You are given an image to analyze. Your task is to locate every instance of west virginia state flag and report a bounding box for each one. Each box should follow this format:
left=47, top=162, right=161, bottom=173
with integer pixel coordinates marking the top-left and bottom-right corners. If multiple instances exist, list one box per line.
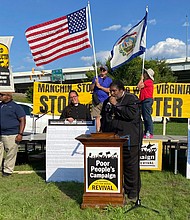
left=110, top=9, right=148, bottom=70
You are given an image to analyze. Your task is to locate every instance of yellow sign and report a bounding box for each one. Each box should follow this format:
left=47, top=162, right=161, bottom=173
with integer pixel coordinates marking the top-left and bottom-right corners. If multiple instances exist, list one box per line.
left=33, top=82, right=92, bottom=115
left=0, top=36, right=14, bottom=92
left=88, top=179, right=118, bottom=191
left=33, top=82, right=190, bottom=118
left=0, top=44, right=9, bottom=68
left=140, top=140, right=163, bottom=171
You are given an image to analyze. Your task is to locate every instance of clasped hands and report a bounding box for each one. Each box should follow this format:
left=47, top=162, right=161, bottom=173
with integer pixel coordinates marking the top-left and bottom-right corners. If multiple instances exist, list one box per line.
left=109, top=96, right=117, bottom=106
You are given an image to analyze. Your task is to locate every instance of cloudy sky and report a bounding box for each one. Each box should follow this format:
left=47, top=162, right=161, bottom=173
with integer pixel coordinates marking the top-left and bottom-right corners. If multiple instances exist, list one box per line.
left=1, top=0, right=190, bottom=72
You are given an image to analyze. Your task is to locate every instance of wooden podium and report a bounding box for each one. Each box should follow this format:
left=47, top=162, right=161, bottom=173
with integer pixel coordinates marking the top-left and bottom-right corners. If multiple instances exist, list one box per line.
left=76, top=132, right=128, bottom=208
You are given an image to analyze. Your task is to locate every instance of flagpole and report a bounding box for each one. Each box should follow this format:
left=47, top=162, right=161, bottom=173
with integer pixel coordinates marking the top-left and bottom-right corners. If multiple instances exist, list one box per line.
left=141, top=52, right=145, bottom=75
left=186, top=15, right=189, bottom=62
left=141, top=6, right=148, bottom=76
left=88, top=1, right=98, bottom=78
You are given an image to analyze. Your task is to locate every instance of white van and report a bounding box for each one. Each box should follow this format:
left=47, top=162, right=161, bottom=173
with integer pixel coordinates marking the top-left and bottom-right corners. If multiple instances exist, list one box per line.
left=17, top=102, right=59, bottom=134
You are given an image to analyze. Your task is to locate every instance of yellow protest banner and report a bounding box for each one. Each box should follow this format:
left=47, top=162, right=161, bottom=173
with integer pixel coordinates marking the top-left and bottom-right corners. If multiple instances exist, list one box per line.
left=152, top=83, right=190, bottom=118
left=33, top=82, right=92, bottom=115
left=33, top=82, right=190, bottom=118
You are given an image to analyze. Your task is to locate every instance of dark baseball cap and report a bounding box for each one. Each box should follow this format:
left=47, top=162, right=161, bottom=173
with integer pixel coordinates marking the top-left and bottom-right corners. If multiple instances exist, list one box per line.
left=100, top=65, right=108, bottom=71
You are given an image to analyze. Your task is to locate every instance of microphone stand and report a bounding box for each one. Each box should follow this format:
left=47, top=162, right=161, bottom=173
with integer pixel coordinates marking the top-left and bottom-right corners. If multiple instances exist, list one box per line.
left=125, top=102, right=159, bottom=214
left=34, top=110, right=52, bottom=134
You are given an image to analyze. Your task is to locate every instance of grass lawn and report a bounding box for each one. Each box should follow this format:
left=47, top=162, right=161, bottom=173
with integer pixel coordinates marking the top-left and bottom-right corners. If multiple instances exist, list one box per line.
left=0, top=170, right=190, bottom=220
left=153, top=121, right=188, bottom=136
left=0, top=122, right=189, bottom=219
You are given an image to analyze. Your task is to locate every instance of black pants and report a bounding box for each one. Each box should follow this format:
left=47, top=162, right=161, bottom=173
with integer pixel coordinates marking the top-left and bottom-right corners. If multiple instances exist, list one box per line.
left=123, top=145, right=141, bottom=198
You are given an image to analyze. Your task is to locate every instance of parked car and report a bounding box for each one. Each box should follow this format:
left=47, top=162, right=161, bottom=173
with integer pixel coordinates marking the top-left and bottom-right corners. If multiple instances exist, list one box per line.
left=17, top=102, right=59, bottom=134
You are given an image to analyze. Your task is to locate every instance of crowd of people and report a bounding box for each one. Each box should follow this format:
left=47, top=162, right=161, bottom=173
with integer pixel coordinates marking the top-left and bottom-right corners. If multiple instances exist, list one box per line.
left=0, top=65, right=154, bottom=202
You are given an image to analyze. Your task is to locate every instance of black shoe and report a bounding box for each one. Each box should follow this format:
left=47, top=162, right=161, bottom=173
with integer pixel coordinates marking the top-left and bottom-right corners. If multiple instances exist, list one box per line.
left=128, top=192, right=137, bottom=200
left=2, top=172, right=12, bottom=177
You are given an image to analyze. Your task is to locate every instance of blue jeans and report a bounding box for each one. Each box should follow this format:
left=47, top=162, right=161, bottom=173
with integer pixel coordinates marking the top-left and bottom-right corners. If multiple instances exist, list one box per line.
left=141, top=98, right=153, bottom=134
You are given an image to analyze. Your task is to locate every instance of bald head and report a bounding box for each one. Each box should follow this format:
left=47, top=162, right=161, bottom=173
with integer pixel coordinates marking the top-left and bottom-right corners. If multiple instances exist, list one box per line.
left=0, top=92, right=13, bottom=102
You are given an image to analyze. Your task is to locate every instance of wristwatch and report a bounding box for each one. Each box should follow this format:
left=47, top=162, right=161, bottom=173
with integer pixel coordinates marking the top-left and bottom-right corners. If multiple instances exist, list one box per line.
left=18, top=133, right=23, bottom=136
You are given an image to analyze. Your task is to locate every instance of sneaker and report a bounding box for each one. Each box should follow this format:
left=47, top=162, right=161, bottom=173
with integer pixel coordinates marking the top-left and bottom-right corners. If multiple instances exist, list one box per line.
left=146, top=132, right=150, bottom=138
left=2, top=172, right=11, bottom=177
left=128, top=192, right=138, bottom=202
left=149, top=134, right=154, bottom=138
left=143, top=134, right=147, bottom=138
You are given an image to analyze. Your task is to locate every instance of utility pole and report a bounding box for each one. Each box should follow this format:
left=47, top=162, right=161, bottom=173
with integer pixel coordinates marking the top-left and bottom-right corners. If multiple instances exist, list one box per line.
left=186, top=15, right=189, bottom=62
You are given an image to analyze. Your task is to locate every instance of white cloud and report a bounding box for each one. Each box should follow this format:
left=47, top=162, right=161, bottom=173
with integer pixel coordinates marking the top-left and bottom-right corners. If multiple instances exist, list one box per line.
left=36, top=65, right=44, bottom=70
left=81, top=38, right=189, bottom=65
left=102, top=17, right=156, bottom=33
left=148, top=19, right=156, bottom=25
left=24, top=54, right=33, bottom=63
left=102, top=25, right=121, bottom=31
left=146, top=38, right=189, bottom=59
left=182, top=21, right=189, bottom=27
left=81, top=50, right=111, bottom=65
left=13, top=54, right=44, bottom=72
left=122, top=24, right=132, bottom=33
left=13, top=65, right=26, bottom=71
left=80, top=56, right=92, bottom=61
left=96, top=50, right=111, bottom=61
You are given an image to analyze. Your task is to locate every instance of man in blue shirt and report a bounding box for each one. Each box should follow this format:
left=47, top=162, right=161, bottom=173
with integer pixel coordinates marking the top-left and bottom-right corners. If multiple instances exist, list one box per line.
left=0, top=92, right=26, bottom=177
left=90, top=66, right=112, bottom=132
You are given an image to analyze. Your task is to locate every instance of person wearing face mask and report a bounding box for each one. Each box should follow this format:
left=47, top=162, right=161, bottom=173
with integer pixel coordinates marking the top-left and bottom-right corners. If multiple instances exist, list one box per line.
left=100, top=80, right=143, bottom=201
left=60, top=90, right=91, bottom=122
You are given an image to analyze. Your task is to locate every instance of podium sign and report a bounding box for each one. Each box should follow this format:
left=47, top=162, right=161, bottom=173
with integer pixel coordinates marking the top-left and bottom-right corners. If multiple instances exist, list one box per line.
left=46, top=120, right=96, bottom=182
left=86, top=147, right=120, bottom=193
left=140, top=140, right=163, bottom=171
left=76, top=133, right=128, bottom=208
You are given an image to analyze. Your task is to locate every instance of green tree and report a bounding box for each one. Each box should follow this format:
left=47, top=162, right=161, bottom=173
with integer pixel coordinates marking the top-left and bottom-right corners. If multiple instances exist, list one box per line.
left=85, top=61, right=114, bottom=82
left=86, top=57, right=177, bottom=85
left=26, top=86, right=33, bottom=103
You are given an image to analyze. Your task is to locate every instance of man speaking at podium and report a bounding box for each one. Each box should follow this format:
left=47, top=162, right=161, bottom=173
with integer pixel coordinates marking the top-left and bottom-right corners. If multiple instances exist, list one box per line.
left=101, top=80, right=143, bottom=200
left=60, top=90, right=91, bottom=122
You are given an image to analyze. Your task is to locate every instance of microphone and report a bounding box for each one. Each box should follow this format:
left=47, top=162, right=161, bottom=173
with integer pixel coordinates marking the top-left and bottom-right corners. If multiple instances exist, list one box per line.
left=40, top=109, right=51, bottom=114
left=33, top=110, right=52, bottom=134
left=105, top=102, right=112, bottom=112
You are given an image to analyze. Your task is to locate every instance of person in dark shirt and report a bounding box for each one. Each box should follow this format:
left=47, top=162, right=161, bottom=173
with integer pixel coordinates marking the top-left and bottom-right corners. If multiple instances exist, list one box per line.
left=0, top=92, right=26, bottom=176
left=101, top=80, right=143, bottom=201
left=60, top=90, right=91, bottom=122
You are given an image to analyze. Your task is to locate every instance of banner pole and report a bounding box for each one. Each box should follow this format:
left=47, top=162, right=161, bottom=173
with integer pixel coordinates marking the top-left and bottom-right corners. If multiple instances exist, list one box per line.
left=141, top=6, right=148, bottom=76
left=141, top=52, right=146, bottom=75
left=88, top=1, right=98, bottom=78
left=186, top=15, right=189, bottom=61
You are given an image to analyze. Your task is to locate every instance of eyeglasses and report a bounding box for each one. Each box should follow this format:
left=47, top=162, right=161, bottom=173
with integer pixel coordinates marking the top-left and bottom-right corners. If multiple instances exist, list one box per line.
left=69, top=96, right=78, bottom=99
left=110, top=89, right=118, bottom=93
left=0, top=93, right=7, bottom=96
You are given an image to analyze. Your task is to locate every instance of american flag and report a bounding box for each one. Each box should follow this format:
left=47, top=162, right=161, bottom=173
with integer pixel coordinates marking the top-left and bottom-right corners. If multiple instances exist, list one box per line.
left=25, top=7, right=91, bottom=66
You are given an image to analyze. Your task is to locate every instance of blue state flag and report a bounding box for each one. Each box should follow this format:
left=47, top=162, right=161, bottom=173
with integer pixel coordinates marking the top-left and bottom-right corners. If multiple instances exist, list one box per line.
left=110, top=9, right=148, bottom=70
